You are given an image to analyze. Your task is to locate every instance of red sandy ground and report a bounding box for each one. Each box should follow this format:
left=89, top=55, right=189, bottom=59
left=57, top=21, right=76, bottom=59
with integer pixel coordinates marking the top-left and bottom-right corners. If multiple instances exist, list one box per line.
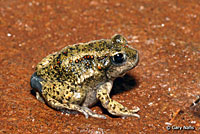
left=0, top=0, right=200, bottom=133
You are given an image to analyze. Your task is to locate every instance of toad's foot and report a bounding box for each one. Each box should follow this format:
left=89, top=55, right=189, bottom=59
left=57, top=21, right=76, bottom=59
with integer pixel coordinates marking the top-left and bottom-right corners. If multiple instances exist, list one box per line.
left=97, top=82, right=140, bottom=118
left=81, top=106, right=106, bottom=119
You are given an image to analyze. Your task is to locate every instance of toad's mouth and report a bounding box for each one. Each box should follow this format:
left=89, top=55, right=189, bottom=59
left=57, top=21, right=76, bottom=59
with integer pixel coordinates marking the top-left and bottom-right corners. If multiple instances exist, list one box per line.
left=118, top=54, right=139, bottom=76
left=118, top=64, right=137, bottom=76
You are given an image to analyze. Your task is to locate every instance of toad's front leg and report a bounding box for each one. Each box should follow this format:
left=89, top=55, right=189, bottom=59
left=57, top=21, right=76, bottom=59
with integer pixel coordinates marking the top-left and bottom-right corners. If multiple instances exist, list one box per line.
left=97, top=82, right=140, bottom=118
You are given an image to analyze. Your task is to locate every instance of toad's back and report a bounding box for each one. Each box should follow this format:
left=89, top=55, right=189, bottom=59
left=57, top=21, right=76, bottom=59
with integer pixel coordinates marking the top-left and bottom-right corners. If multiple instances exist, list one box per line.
left=36, top=39, right=113, bottom=87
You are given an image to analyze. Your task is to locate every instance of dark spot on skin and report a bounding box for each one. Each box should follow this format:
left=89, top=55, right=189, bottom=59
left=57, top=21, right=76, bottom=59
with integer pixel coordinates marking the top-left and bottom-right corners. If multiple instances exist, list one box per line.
left=75, top=44, right=80, bottom=49
left=82, top=48, right=86, bottom=51
left=56, top=54, right=61, bottom=60
left=102, top=92, right=106, bottom=95
left=52, top=96, right=56, bottom=99
left=88, top=43, right=94, bottom=47
left=56, top=91, right=60, bottom=95
left=120, top=108, right=126, bottom=112
left=95, top=47, right=99, bottom=51
left=66, top=97, right=71, bottom=101
left=109, top=104, right=113, bottom=108
left=65, top=102, right=69, bottom=106
left=113, top=105, right=116, bottom=109
left=70, top=88, right=75, bottom=92
left=70, top=47, right=75, bottom=51
left=61, top=82, right=64, bottom=86
left=58, top=99, right=62, bottom=103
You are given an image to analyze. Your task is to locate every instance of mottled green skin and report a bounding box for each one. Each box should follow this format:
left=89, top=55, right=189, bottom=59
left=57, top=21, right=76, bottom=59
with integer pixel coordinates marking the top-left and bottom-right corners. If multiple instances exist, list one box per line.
left=32, top=34, right=140, bottom=119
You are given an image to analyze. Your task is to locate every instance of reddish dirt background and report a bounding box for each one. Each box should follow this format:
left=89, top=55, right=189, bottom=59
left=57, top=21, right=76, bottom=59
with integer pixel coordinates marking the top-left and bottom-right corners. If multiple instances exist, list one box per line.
left=0, top=0, right=200, bottom=133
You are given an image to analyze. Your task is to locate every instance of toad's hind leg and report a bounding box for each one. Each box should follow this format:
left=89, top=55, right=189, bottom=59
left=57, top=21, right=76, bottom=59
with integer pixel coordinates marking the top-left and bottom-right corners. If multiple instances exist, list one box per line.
left=30, top=72, right=45, bottom=103
left=37, top=79, right=106, bottom=119
left=97, top=82, right=140, bottom=118
left=31, top=72, right=106, bottom=119
left=45, top=95, right=106, bottom=119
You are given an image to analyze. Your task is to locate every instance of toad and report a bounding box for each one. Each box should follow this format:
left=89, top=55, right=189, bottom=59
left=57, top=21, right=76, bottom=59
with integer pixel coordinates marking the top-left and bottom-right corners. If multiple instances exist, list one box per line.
left=30, top=34, right=140, bottom=119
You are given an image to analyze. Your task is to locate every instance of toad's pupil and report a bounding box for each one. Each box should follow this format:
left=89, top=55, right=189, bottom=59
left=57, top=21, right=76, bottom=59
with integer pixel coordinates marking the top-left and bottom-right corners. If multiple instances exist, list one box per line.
left=114, top=53, right=124, bottom=63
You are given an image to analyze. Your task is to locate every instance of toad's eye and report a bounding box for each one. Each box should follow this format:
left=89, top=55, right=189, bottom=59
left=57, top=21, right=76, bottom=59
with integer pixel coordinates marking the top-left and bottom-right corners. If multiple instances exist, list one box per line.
left=112, top=53, right=126, bottom=64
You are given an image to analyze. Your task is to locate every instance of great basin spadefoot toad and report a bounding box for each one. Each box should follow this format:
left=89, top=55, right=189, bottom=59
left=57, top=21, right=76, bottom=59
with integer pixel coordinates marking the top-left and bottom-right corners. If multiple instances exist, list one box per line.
left=30, top=34, right=140, bottom=119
